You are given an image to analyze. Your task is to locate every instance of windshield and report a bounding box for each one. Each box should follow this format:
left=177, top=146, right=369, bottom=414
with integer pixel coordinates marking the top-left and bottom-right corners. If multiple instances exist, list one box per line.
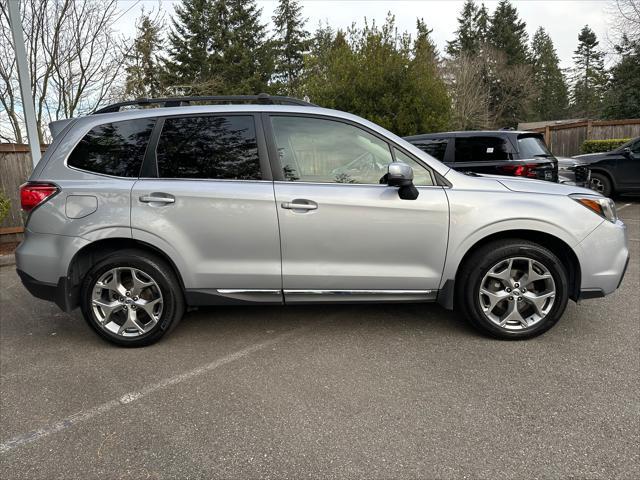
left=517, top=135, right=553, bottom=158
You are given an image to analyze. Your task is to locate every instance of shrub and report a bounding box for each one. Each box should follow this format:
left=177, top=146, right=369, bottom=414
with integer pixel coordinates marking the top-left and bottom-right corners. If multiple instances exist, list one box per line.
left=581, top=138, right=631, bottom=154
left=0, top=191, right=10, bottom=224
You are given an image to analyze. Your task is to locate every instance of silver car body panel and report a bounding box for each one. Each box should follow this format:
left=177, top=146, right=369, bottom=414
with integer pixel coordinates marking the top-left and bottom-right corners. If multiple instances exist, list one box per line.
left=16, top=104, right=628, bottom=310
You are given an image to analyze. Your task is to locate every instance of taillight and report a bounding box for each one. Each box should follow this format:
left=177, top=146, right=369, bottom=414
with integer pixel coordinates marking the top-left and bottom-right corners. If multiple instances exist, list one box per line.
left=20, top=182, right=58, bottom=212
left=499, top=163, right=539, bottom=178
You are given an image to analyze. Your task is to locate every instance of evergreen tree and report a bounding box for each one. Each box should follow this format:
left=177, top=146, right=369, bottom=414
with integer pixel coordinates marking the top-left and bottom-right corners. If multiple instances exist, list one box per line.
left=163, top=0, right=220, bottom=93
left=303, top=15, right=451, bottom=136
left=164, top=0, right=273, bottom=95
left=446, top=0, right=487, bottom=57
left=488, top=0, right=529, bottom=65
left=272, top=0, right=310, bottom=95
left=571, top=25, right=607, bottom=117
left=530, top=27, right=569, bottom=120
left=125, top=12, right=165, bottom=98
left=602, top=35, right=640, bottom=119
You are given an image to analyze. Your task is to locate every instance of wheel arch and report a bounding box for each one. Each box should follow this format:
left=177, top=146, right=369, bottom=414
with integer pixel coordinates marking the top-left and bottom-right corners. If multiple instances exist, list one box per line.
left=438, top=229, right=581, bottom=309
left=589, top=168, right=617, bottom=191
left=65, top=238, right=186, bottom=311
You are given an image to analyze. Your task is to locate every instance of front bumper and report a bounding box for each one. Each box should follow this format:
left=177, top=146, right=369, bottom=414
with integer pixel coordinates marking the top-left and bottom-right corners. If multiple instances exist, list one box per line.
left=575, top=219, right=629, bottom=297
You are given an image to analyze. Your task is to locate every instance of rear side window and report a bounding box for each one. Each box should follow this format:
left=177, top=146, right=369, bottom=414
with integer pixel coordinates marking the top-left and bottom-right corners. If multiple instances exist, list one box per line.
left=413, top=139, right=448, bottom=161
left=156, top=115, right=261, bottom=180
left=454, top=136, right=510, bottom=162
left=517, top=135, right=552, bottom=158
left=68, top=119, right=155, bottom=177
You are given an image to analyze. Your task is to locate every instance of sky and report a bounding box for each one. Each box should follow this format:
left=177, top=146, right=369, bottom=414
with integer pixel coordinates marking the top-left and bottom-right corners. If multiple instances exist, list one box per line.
left=114, top=0, right=614, bottom=69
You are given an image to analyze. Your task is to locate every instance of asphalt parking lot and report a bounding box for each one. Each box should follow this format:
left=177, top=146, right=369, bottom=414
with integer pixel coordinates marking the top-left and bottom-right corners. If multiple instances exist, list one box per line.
left=0, top=200, right=638, bottom=479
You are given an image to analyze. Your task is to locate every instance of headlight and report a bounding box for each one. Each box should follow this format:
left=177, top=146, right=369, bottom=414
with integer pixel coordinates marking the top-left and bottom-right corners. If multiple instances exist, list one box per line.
left=570, top=194, right=617, bottom=222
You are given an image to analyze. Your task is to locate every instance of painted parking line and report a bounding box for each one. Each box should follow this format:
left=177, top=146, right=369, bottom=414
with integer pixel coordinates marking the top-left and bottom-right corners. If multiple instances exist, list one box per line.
left=0, top=328, right=300, bottom=454
left=616, top=203, right=633, bottom=212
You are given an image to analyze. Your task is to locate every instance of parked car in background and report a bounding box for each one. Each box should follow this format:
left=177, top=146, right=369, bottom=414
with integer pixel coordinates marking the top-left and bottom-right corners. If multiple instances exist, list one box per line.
left=573, top=137, right=640, bottom=197
left=404, top=131, right=558, bottom=182
left=556, top=157, right=591, bottom=188
left=16, top=95, right=628, bottom=347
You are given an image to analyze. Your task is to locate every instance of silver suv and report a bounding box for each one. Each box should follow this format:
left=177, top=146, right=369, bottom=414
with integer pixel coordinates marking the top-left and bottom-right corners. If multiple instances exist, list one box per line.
left=16, top=95, right=629, bottom=347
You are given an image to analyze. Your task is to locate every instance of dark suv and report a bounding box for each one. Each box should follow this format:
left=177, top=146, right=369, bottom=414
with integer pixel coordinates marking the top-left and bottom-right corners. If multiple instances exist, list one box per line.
left=404, top=131, right=563, bottom=183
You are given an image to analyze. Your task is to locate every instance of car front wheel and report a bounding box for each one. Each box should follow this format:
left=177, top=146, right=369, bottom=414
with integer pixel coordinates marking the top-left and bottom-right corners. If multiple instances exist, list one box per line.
left=590, top=172, right=613, bottom=198
left=456, top=240, right=569, bottom=340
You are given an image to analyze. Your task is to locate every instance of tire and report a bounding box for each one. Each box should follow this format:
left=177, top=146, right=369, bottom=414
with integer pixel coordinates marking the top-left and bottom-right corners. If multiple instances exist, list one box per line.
left=590, top=172, right=613, bottom=198
left=80, top=249, right=185, bottom=347
left=455, top=239, right=569, bottom=340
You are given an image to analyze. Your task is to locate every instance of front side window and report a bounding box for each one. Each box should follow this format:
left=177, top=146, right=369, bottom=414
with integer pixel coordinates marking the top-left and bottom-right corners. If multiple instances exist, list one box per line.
left=393, top=149, right=434, bottom=186
left=68, top=118, right=155, bottom=177
left=413, top=139, right=448, bottom=161
left=270, top=116, right=393, bottom=184
left=157, top=115, right=261, bottom=180
left=454, top=136, right=510, bottom=162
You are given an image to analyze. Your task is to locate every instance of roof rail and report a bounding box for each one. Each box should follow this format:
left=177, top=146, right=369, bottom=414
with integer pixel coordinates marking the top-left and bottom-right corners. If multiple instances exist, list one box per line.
left=92, top=93, right=315, bottom=114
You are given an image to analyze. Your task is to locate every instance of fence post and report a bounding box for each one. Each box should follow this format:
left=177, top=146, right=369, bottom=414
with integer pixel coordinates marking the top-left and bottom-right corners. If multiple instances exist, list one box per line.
left=586, top=119, right=593, bottom=140
left=544, top=125, right=551, bottom=151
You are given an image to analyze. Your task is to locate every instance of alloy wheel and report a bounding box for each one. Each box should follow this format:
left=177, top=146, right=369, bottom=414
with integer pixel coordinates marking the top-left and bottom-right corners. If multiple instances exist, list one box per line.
left=91, top=267, right=163, bottom=337
left=478, top=257, right=556, bottom=331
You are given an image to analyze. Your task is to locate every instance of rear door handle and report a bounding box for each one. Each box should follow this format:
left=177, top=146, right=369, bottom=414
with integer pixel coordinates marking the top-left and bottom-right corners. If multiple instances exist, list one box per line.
left=139, top=194, right=175, bottom=204
left=281, top=200, right=318, bottom=211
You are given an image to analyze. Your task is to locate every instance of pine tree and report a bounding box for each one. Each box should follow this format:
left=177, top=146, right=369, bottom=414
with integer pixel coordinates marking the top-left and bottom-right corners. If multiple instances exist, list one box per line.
left=488, top=0, right=529, bottom=65
left=125, top=12, right=165, bottom=98
left=272, top=0, right=310, bottom=95
left=571, top=25, right=607, bottom=117
left=163, top=0, right=219, bottom=93
left=446, top=0, right=487, bottom=57
left=530, top=27, right=569, bottom=120
left=602, top=35, right=640, bottom=119
left=224, top=0, right=273, bottom=94
left=164, top=0, right=272, bottom=95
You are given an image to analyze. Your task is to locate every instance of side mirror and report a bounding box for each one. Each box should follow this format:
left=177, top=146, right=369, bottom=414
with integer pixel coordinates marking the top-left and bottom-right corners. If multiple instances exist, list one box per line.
left=623, top=147, right=632, bottom=157
left=386, top=162, right=419, bottom=200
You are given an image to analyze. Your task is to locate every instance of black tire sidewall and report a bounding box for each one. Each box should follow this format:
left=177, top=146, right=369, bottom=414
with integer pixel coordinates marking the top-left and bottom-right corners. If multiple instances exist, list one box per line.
left=80, top=251, right=183, bottom=347
left=591, top=173, right=612, bottom=198
left=462, top=242, right=569, bottom=340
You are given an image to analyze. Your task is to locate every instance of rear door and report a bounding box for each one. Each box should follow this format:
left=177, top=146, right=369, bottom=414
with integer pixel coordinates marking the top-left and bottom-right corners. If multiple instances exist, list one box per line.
left=452, top=135, right=514, bottom=175
left=131, top=113, right=282, bottom=302
left=266, top=114, right=449, bottom=303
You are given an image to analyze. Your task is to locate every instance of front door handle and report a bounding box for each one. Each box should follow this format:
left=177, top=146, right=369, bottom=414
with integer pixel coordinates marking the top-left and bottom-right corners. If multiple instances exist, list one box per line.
left=139, top=194, right=175, bottom=204
left=281, top=200, right=318, bottom=211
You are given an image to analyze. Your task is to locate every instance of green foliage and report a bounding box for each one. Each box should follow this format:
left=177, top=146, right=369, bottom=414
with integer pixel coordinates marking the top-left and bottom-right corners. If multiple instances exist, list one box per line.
left=164, top=0, right=273, bottom=95
left=530, top=27, right=569, bottom=120
left=124, top=12, right=165, bottom=98
left=0, top=191, right=10, bottom=224
left=488, top=0, right=529, bottom=65
left=272, top=0, right=310, bottom=96
left=581, top=138, right=631, bottom=154
left=571, top=25, right=607, bottom=117
left=446, top=0, right=488, bottom=57
left=602, top=36, right=640, bottom=119
left=303, top=15, right=451, bottom=136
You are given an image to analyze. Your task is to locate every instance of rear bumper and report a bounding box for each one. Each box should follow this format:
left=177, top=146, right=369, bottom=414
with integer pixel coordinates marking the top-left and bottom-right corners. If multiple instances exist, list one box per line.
left=16, top=269, right=74, bottom=312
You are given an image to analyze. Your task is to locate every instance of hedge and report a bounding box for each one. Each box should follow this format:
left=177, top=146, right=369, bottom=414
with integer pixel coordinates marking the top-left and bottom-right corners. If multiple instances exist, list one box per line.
left=0, top=191, right=10, bottom=223
left=581, top=138, right=630, bottom=154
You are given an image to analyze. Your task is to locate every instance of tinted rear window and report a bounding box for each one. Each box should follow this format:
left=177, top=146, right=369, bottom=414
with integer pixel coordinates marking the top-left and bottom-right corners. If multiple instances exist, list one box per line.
left=157, top=115, right=261, bottom=180
left=517, top=135, right=552, bottom=158
left=412, top=139, right=448, bottom=161
left=68, top=119, right=155, bottom=177
left=454, top=136, right=510, bottom=162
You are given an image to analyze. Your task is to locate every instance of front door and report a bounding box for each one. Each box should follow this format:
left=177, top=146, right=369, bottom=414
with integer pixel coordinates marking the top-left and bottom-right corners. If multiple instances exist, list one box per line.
left=266, top=114, right=449, bottom=303
left=131, top=113, right=282, bottom=302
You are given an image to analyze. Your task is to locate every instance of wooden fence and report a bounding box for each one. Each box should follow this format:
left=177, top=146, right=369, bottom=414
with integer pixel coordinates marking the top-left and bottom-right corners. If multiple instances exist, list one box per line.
left=527, top=119, right=640, bottom=157
left=0, top=143, right=46, bottom=242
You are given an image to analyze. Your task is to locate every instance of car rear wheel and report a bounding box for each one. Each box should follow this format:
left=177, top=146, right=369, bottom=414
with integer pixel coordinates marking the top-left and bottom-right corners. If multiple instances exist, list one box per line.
left=590, top=172, right=613, bottom=198
left=456, top=240, right=569, bottom=340
left=80, top=250, right=184, bottom=347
